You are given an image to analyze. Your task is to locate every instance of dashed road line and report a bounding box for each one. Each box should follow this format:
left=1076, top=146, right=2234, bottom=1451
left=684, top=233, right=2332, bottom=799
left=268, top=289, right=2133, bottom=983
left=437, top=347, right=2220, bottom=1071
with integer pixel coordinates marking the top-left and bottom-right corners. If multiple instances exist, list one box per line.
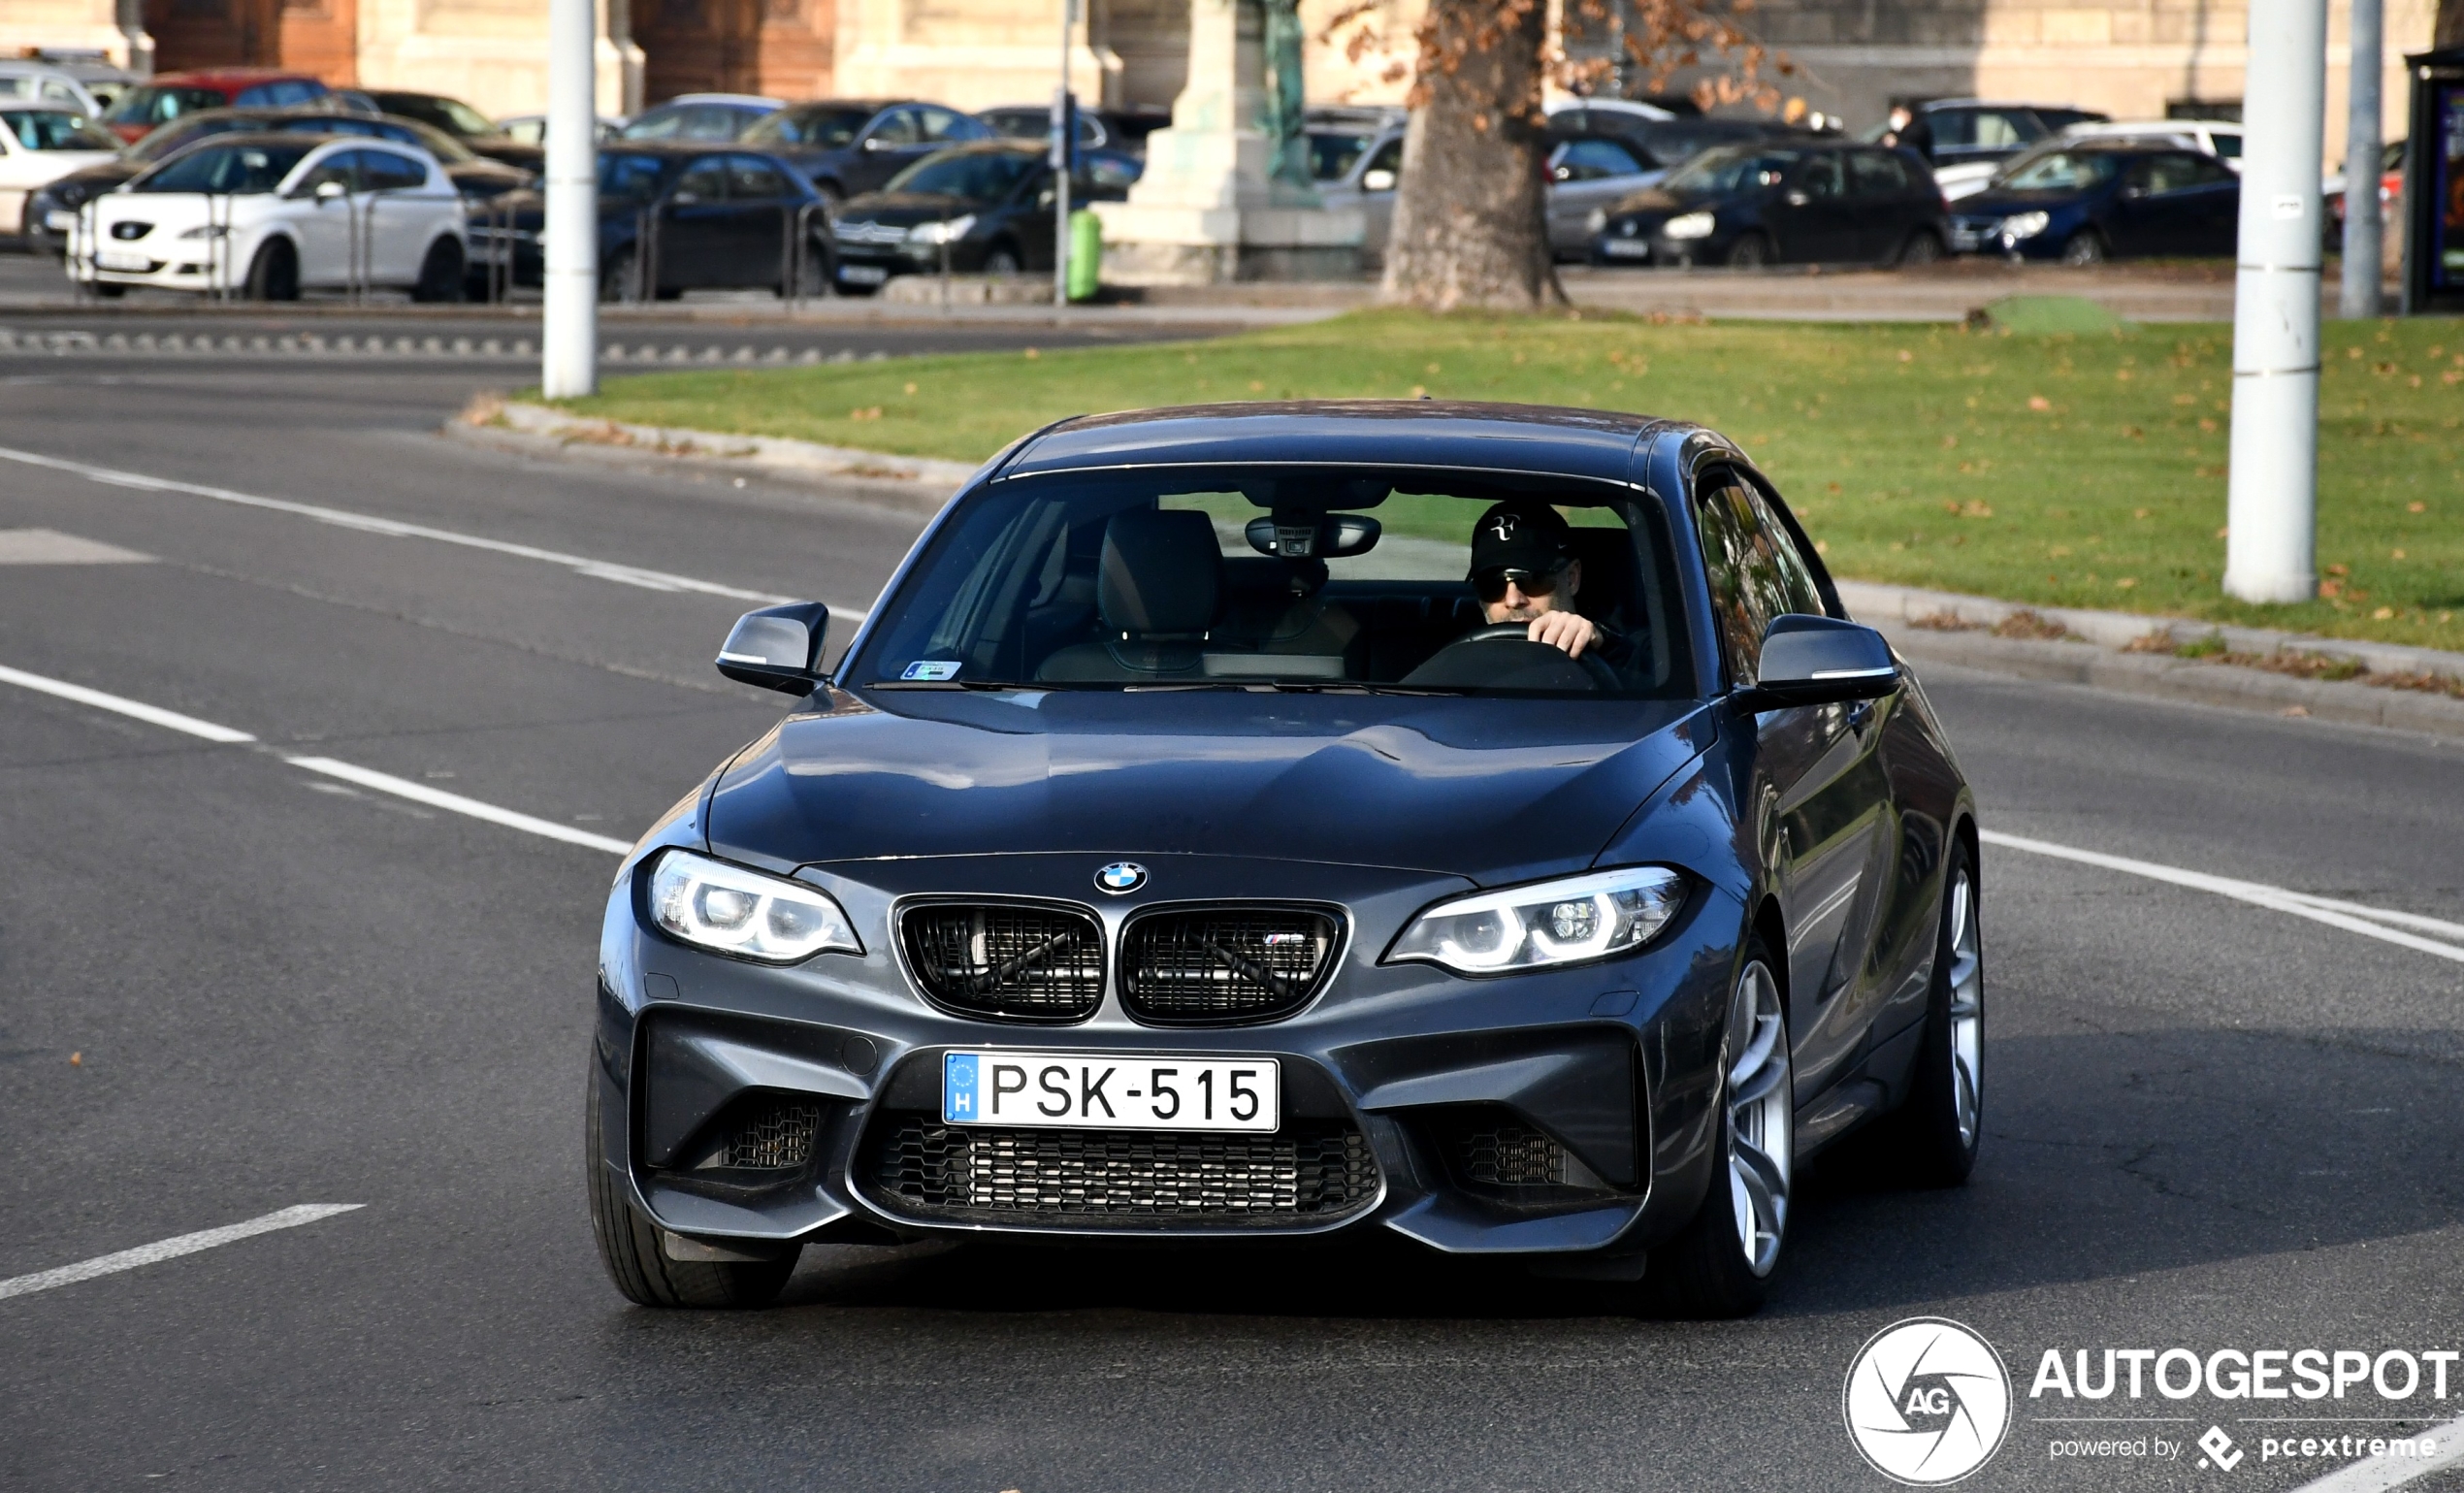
left=0, top=327, right=895, bottom=366
left=0, top=1205, right=364, bottom=1303
left=0, top=440, right=872, bottom=624
left=0, top=664, right=632, bottom=858
left=1980, top=829, right=2464, bottom=964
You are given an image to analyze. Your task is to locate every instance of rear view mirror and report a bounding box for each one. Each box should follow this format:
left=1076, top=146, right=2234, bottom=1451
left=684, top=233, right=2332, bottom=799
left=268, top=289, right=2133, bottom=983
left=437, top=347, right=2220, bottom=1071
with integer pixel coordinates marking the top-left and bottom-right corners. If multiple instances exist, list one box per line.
left=1246, top=512, right=1381, bottom=560
left=1737, top=614, right=1898, bottom=710
left=716, top=601, right=831, bottom=694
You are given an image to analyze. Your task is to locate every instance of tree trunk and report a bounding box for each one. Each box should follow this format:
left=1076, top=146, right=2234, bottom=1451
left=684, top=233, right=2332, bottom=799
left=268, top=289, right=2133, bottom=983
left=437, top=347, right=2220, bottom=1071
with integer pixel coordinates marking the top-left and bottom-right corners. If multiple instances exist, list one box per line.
left=1379, top=0, right=1563, bottom=310
left=2441, top=0, right=2464, bottom=48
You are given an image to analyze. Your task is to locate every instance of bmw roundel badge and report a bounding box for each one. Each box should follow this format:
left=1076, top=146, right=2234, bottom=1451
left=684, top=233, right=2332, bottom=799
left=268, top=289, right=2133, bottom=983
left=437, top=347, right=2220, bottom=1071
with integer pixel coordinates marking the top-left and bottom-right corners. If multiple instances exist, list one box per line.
left=1094, top=861, right=1148, bottom=895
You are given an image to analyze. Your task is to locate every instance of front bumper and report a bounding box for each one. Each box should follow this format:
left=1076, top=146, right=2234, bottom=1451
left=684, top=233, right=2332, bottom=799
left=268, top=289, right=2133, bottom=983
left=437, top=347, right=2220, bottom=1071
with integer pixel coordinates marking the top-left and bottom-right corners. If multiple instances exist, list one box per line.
left=593, top=850, right=1743, bottom=1259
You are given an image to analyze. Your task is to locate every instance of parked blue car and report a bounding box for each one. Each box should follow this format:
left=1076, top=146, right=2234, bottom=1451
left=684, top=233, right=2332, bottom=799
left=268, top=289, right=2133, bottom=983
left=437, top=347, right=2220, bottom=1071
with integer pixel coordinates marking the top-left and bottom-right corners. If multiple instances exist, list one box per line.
left=1948, top=141, right=2240, bottom=263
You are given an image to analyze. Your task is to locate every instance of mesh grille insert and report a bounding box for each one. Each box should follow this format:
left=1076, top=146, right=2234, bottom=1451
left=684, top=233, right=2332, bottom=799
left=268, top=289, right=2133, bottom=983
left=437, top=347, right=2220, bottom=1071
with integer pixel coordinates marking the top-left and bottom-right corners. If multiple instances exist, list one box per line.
left=717, top=1096, right=824, bottom=1170
left=1457, top=1121, right=1570, bottom=1186
left=867, top=1116, right=1378, bottom=1227
left=900, top=902, right=1106, bottom=1022
left=1119, top=907, right=1341, bottom=1024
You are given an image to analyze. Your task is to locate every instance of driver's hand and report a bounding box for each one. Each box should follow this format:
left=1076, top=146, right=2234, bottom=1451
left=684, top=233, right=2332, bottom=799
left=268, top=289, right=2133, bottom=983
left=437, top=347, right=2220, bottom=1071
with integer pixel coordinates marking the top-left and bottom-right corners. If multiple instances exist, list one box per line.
left=1526, top=610, right=1600, bottom=659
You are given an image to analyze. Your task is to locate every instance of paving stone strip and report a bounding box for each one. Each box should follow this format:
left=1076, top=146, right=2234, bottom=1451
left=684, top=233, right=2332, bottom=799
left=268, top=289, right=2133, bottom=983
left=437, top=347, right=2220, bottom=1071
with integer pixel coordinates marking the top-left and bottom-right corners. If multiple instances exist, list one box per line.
left=0, top=326, right=895, bottom=365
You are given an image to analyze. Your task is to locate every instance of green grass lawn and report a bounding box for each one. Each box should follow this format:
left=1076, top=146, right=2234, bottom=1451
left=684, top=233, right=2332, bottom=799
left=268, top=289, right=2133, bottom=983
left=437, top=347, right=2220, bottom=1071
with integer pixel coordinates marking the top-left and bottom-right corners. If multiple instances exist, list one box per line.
left=550, top=308, right=2464, bottom=650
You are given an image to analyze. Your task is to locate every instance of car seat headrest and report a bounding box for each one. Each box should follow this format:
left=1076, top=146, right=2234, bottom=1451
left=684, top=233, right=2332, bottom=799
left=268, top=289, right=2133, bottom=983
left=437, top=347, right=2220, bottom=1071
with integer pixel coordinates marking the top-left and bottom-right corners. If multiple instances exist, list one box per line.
left=1099, top=508, right=1220, bottom=637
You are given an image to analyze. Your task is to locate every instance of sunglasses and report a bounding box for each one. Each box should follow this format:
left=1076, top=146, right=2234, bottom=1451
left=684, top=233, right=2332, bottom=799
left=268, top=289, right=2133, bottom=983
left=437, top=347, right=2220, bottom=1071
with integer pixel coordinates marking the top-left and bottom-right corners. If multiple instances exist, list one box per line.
left=1472, top=565, right=1567, bottom=603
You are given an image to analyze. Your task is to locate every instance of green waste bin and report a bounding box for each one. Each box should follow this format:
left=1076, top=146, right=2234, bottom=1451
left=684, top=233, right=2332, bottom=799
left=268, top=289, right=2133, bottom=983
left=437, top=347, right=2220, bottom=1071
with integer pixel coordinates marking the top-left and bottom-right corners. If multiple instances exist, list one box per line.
left=1067, top=209, right=1102, bottom=303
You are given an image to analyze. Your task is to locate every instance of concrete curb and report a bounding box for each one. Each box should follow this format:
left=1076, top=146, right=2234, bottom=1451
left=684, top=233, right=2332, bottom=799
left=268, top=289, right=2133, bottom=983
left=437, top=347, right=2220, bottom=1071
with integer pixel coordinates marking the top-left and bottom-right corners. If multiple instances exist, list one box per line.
left=464, top=402, right=972, bottom=516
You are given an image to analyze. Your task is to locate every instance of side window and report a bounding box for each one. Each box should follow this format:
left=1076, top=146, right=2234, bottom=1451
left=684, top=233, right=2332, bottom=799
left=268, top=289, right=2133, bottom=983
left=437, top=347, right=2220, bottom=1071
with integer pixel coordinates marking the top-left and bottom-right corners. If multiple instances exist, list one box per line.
left=1553, top=139, right=1641, bottom=180
left=1926, top=111, right=1977, bottom=149
left=1694, top=471, right=1824, bottom=685
left=727, top=154, right=787, bottom=198
left=866, top=108, right=922, bottom=146
left=681, top=106, right=740, bottom=141
left=363, top=150, right=428, bottom=191
left=233, top=84, right=276, bottom=108
left=2188, top=153, right=2237, bottom=183
left=2212, top=132, right=2243, bottom=160
left=275, top=81, right=320, bottom=107
left=916, top=106, right=967, bottom=142
left=674, top=157, right=729, bottom=201
left=1848, top=148, right=1909, bottom=197
left=1975, top=111, right=2034, bottom=146
left=1799, top=154, right=1845, bottom=200
left=297, top=150, right=362, bottom=195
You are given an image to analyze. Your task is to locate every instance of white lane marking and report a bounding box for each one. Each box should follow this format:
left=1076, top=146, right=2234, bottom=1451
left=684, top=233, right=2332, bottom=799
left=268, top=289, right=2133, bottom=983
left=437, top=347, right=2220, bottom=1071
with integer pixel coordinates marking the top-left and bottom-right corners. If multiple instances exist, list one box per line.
left=0, top=441, right=872, bottom=625
left=0, top=527, right=154, bottom=565
left=2286, top=1412, right=2464, bottom=1492
left=0, top=665, right=632, bottom=857
left=1981, top=829, right=2464, bottom=965
left=0, top=1204, right=363, bottom=1302
left=288, top=757, right=632, bottom=855
left=0, top=662, right=255, bottom=743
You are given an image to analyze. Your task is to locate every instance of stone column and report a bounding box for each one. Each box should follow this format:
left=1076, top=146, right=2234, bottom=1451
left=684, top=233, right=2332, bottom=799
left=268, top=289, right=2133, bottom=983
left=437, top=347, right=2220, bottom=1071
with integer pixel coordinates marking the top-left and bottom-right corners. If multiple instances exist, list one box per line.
left=1092, top=0, right=1363, bottom=283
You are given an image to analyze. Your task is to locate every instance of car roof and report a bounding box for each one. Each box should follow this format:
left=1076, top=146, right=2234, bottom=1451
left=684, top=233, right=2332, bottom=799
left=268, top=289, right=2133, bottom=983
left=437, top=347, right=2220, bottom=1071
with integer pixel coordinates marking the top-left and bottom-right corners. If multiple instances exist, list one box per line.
left=1001, top=402, right=1681, bottom=486
left=2070, top=118, right=2240, bottom=133
left=655, top=93, right=785, bottom=109
left=146, top=69, right=321, bottom=86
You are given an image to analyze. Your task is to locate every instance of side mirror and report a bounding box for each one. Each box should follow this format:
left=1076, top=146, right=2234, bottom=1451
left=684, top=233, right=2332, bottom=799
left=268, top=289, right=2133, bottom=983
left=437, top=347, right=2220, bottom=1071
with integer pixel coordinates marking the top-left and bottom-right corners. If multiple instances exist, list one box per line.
left=1361, top=167, right=1396, bottom=191
left=668, top=189, right=699, bottom=205
left=716, top=601, right=831, bottom=694
left=1735, top=614, right=1898, bottom=711
left=314, top=179, right=346, bottom=200
left=862, top=136, right=890, bottom=151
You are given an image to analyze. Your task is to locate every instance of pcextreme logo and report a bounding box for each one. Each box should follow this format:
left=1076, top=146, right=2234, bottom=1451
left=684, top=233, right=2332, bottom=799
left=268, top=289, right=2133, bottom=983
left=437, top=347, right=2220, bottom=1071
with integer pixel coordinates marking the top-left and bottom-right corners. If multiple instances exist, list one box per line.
left=1844, top=1317, right=2016, bottom=1485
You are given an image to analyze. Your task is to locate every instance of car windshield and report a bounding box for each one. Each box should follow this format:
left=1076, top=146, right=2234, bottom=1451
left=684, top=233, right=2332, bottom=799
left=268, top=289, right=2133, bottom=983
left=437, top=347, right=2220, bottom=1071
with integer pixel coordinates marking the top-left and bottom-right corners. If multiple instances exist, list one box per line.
left=380, top=93, right=494, bottom=137
left=850, top=466, right=1693, bottom=698
left=745, top=106, right=872, bottom=148
left=886, top=149, right=1036, bottom=200
left=1663, top=145, right=1797, bottom=196
left=598, top=151, right=668, bottom=202
left=131, top=141, right=313, bottom=193
left=105, top=84, right=226, bottom=129
left=1997, top=149, right=2120, bottom=192
left=2, top=109, right=115, bottom=150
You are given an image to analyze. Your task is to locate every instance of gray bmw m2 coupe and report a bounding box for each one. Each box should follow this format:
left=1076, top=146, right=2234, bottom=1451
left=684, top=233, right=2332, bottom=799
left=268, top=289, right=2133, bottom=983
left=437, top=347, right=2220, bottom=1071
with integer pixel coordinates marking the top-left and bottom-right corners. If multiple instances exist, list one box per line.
left=589, top=401, right=1984, bottom=1316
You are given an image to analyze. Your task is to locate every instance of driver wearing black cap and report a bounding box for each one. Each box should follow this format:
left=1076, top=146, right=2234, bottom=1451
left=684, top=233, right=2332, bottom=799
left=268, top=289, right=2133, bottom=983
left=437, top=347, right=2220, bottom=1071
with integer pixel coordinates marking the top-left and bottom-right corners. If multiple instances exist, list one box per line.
left=1468, top=501, right=1629, bottom=665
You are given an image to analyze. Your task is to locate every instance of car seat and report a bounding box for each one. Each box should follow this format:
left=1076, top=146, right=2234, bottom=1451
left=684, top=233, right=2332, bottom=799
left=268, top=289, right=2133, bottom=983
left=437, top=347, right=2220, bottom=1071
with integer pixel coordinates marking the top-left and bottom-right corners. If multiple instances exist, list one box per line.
left=1034, top=508, right=1222, bottom=682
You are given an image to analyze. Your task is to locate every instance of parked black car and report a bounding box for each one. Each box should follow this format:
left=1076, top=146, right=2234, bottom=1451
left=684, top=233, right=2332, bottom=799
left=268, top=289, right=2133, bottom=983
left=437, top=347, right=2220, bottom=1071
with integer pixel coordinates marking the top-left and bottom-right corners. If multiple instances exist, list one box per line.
left=22, top=106, right=531, bottom=257
left=473, top=144, right=831, bottom=302
left=977, top=104, right=1170, bottom=156
left=588, top=401, right=1985, bottom=1316
left=740, top=99, right=997, bottom=205
left=1592, top=141, right=1947, bottom=268
left=828, top=141, right=1136, bottom=292
left=362, top=88, right=543, bottom=172
left=1564, top=113, right=1807, bottom=172
left=1876, top=99, right=2109, bottom=173
left=1946, top=142, right=2238, bottom=263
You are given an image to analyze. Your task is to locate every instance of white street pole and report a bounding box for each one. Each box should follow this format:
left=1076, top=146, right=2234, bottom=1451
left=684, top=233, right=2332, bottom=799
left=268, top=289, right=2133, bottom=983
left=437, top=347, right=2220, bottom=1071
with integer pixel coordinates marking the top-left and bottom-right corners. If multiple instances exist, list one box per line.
left=541, top=0, right=599, bottom=398
left=2223, top=0, right=2327, bottom=604
left=2340, top=0, right=2383, bottom=318
left=1054, top=0, right=1076, bottom=309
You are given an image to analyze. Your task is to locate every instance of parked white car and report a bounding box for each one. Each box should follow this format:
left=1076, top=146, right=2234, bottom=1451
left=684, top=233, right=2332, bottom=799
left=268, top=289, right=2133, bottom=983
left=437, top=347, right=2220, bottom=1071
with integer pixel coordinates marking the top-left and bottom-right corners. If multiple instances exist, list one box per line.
left=0, top=63, right=103, bottom=119
left=0, top=107, right=118, bottom=236
left=78, top=134, right=467, bottom=301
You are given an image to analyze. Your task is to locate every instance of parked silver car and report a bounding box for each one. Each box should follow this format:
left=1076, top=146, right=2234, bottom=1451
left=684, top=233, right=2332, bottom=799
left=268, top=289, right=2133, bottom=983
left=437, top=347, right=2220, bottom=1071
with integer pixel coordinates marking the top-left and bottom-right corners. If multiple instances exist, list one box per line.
left=1313, top=124, right=1666, bottom=263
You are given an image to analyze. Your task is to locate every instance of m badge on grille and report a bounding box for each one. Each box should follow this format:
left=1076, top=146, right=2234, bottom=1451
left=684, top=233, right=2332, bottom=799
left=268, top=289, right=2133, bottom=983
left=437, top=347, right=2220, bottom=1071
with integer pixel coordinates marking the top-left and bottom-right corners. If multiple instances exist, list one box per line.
left=1095, top=861, right=1148, bottom=894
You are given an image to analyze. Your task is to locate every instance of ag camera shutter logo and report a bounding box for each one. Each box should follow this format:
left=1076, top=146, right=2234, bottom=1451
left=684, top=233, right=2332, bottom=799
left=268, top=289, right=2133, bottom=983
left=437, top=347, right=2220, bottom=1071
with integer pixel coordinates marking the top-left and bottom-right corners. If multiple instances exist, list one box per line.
left=1844, top=1317, right=2013, bottom=1484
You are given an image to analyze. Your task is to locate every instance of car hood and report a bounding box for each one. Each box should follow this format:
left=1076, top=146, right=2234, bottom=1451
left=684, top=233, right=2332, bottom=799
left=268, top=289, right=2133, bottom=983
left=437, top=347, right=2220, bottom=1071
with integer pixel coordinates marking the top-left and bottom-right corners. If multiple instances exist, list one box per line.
left=706, top=688, right=1718, bottom=886
left=39, top=160, right=139, bottom=200
left=1604, top=184, right=1726, bottom=220
left=836, top=191, right=987, bottom=227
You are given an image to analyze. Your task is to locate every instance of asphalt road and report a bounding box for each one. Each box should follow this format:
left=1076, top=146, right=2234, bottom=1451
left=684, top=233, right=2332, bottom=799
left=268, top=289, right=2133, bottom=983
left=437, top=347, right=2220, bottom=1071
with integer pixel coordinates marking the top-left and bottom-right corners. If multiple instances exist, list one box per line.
left=1, top=345, right=2459, bottom=1493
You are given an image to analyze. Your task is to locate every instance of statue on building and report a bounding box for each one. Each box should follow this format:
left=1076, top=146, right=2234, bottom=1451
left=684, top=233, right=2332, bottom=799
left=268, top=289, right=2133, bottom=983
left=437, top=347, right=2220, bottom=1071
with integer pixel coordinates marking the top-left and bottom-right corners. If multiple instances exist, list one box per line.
left=1259, top=0, right=1316, bottom=201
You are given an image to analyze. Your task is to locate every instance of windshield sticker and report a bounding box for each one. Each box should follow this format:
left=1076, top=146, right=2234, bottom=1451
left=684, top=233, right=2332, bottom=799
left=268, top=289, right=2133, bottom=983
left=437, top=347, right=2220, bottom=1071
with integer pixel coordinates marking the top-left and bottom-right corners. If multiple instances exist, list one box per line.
left=900, top=660, right=962, bottom=681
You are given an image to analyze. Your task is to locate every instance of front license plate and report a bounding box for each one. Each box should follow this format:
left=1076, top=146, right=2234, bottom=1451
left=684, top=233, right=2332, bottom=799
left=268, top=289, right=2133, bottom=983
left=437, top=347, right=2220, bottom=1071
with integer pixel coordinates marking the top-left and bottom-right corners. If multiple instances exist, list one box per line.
left=95, top=249, right=149, bottom=272
left=943, top=1052, right=1281, bottom=1132
left=836, top=263, right=889, bottom=285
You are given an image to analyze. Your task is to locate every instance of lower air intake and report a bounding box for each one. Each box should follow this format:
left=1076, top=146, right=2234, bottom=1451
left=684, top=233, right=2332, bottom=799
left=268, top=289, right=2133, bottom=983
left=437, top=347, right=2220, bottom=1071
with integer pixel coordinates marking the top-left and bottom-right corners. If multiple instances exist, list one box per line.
left=712, top=1096, right=824, bottom=1170
left=866, top=1116, right=1378, bottom=1227
left=1457, top=1121, right=1571, bottom=1186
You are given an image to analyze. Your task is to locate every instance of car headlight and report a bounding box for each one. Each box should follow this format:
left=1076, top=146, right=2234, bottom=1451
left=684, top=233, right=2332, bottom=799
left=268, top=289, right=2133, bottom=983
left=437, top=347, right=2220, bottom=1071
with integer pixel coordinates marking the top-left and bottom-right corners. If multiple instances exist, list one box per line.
left=1998, top=211, right=2050, bottom=241
left=907, top=213, right=975, bottom=244
left=177, top=224, right=229, bottom=240
left=1385, top=866, right=1686, bottom=975
left=1662, top=211, right=1716, bottom=241
left=646, top=849, right=862, bottom=964
left=1585, top=208, right=1607, bottom=234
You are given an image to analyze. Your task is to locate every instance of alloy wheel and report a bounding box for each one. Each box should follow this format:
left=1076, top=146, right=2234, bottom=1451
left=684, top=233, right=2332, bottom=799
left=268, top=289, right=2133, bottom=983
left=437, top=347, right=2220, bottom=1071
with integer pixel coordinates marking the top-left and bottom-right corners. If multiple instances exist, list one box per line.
left=1726, top=959, right=1792, bottom=1277
left=1946, top=867, right=1983, bottom=1150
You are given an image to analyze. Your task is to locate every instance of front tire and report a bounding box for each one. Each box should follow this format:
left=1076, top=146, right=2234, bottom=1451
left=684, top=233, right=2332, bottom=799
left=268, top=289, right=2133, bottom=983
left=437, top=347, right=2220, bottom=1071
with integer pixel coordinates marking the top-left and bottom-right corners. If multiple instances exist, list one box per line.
left=599, top=245, right=641, bottom=304
left=1895, top=229, right=1944, bottom=266
left=982, top=243, right=1023, bottom=276
left=411, top=238, right=466, bottom=303
left=2059, top=229, right=2106, bottom=267
left=1880, top=841, right=1985, bottom=1185
left=1726, top=232, right=1774, bottom=269
left=243, top=238, right=299, bottom=302
left=585, top=1066, right=799, bottom=1308
left=1645, top=941, right=1793, bottom=1317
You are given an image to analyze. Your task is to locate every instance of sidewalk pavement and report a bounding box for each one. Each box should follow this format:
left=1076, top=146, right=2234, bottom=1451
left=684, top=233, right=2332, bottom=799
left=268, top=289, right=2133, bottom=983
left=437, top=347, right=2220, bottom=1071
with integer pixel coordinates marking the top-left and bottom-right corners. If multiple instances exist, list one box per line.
left=467, top=398, right=2464, bottom=740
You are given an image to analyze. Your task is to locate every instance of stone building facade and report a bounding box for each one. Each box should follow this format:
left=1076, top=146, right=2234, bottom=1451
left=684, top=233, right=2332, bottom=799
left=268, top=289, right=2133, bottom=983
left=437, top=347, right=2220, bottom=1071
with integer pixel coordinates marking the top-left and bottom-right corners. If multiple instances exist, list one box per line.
left=6, top=0, right=2431, bottom=162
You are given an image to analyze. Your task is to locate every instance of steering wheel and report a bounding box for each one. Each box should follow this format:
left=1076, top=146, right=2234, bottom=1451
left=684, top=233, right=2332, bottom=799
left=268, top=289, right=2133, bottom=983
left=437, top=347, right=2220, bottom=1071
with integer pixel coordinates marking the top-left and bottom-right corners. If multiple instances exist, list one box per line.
left=1438, top=622, right=1623, bottom=691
